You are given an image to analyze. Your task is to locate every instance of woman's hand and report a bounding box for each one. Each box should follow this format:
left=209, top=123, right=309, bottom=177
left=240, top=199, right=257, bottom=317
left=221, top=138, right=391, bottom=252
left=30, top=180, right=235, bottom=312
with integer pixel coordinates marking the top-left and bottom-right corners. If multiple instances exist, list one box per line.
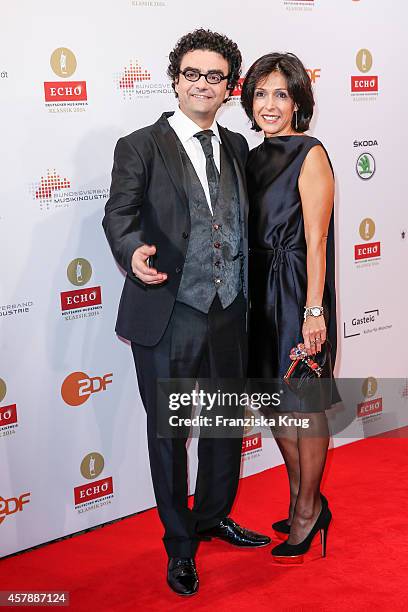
left=302, top=314, right=326, bottom=356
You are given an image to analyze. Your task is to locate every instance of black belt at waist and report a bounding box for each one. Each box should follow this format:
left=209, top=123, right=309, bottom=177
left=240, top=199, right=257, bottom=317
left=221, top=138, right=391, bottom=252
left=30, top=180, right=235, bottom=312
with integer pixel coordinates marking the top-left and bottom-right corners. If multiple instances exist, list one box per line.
left=250, top=246, right=305, bottom=270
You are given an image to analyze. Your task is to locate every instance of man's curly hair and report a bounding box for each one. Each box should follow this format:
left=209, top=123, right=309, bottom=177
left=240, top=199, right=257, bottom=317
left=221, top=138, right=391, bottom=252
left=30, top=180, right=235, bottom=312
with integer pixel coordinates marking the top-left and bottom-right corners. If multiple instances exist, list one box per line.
left=167, top=29, right=242, bottom=102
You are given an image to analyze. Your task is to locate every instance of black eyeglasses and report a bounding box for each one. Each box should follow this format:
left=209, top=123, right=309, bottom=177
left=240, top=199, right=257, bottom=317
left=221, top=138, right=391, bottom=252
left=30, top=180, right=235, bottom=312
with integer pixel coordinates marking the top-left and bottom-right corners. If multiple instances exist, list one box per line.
left=179, top=68, right=229, bottom=85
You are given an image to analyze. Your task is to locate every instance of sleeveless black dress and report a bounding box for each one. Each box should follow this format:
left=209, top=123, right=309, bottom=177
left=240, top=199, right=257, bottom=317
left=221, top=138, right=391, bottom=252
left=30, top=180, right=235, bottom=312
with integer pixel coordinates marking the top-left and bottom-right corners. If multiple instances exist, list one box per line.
left=247, top=135, right=337, bottom=411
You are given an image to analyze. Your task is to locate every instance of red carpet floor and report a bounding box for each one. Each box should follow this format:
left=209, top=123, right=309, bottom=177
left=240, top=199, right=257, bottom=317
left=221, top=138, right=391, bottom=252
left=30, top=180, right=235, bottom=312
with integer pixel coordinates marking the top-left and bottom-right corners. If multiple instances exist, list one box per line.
left=2, top=434, right=408, bottom=611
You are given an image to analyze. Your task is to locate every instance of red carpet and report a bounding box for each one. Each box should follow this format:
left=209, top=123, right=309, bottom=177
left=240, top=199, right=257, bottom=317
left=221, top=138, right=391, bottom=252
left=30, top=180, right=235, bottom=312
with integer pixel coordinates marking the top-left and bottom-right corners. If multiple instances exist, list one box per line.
left=2, top=433, right=408, bottom=611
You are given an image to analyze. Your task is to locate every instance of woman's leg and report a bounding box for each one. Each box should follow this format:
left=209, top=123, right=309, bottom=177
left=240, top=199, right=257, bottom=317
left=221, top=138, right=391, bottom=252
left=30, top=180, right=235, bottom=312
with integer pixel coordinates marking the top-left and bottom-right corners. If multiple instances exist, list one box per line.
left=287, top=412, right=329, bottom=544
left=273, top=424, right=300, bottom=524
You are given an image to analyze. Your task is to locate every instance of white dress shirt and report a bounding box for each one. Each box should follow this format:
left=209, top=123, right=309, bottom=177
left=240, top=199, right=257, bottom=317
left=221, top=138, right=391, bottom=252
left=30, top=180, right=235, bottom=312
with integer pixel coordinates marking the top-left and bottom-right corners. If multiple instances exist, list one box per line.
left=168, top=106, right=221, bottom=215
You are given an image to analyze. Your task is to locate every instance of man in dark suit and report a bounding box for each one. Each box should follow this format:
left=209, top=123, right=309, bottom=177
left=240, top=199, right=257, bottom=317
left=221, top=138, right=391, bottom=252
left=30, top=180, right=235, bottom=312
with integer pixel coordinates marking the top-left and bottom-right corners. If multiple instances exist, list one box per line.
left=103, top=29, right=270, bottom=596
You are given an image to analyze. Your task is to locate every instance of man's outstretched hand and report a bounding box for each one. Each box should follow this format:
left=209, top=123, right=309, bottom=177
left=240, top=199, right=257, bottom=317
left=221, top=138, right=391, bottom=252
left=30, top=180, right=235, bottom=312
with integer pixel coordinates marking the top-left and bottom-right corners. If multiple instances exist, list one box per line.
left=131, top=244, right=167, bottom=285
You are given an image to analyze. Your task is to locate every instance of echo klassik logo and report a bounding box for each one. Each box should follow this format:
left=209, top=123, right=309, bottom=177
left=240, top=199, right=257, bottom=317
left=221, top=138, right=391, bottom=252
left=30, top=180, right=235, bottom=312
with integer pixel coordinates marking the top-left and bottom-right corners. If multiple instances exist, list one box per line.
left=351, top=49, right=379, bottom=97
left=61, top=371, right=113, bottom=406
left=44, top=47, right=88, bottom=112
left=0, top=377, right=18, bottom=437
left=242, top=410, right=262, bottom=456
left=74, top=452, right=114, bottom=511
left=283, top=0, right=315, bottom=12
left=357, top=377, right=383, bottom=418
left=354, top=218, right=381, bottom=262
left=60, top=258, right=103, bottom=320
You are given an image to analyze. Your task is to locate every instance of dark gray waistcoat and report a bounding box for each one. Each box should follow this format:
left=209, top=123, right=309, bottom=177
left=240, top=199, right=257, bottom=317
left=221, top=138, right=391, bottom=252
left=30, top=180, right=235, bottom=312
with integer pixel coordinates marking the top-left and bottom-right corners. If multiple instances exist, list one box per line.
left=176, top=142, right=242, bottom=313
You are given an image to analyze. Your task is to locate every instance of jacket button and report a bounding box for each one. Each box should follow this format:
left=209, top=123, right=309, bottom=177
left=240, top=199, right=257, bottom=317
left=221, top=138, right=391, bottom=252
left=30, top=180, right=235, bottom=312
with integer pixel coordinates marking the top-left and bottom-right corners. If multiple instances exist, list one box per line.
left=213, top=223, right=221, bottom=231
left=214, top=241, right=221, bottom=249
left=175, top=266, right=182, bottom=274
left=215, top=278, right=221, bottom=285
left=182, top=232, right=189, bottom=239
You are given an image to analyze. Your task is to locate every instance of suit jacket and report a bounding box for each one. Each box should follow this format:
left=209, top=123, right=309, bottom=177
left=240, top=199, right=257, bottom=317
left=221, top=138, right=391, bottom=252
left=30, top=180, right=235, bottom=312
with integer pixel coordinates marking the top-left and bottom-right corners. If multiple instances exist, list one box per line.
left=102, top=111, right=249, bottom=346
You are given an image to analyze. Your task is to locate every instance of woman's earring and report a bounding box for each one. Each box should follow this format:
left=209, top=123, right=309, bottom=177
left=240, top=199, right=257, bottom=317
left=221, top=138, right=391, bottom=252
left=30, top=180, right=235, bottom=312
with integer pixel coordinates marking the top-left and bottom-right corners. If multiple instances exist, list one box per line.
left=295, top=110, right=298, bottom=131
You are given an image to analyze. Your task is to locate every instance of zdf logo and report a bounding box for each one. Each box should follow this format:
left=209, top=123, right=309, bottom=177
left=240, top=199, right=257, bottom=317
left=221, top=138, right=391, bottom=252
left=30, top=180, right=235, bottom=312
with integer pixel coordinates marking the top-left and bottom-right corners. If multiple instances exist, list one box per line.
left=307, top=68, right=321, bottom=83
left=61, top=371, right=113, bottom=406
left=0, top=493, right=31, bottom=525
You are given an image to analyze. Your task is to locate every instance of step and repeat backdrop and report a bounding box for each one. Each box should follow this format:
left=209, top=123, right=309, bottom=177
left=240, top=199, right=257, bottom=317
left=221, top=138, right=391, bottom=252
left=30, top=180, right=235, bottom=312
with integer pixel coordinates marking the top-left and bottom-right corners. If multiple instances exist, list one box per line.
left=1, top=0, right=407, bottom=557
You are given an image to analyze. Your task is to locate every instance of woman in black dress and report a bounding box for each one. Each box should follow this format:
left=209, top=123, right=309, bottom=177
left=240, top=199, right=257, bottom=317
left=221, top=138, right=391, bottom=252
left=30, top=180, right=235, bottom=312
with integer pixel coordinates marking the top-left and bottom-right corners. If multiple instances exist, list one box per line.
left=241, top=53, right=337, bottom=563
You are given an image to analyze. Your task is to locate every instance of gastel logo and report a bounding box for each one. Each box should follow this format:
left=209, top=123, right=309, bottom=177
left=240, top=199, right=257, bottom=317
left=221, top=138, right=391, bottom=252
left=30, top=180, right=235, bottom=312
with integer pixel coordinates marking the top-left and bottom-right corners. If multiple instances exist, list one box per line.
left=362, top=377, right=378, bottom=398
left=306, top=68, right=321, bottom=83
left=50, top=48, right=77, bottom=78
left=80, top=452, right=105, bottom=479
left=242, top=432, right=262, bottom=454
left=61, top=372, right=113, bottom=406
left=356, top=153, right=375, bottom=179
left=0, top=493, right=30, bottom=526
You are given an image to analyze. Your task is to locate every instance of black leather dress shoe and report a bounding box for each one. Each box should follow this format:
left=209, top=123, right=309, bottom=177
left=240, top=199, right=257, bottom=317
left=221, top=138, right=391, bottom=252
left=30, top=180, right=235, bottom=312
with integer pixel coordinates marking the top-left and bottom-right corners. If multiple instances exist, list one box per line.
left=167, top=557, right=199, bottom=596
left=199, top=517, right=271, bottom=547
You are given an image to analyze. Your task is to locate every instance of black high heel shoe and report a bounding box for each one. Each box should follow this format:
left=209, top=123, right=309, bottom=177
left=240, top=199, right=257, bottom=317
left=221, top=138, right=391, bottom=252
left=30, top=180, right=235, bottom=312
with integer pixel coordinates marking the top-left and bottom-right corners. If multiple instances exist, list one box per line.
left=272, top=494, right=328, bottom=540
left=271, top=501, right=332, bottom=564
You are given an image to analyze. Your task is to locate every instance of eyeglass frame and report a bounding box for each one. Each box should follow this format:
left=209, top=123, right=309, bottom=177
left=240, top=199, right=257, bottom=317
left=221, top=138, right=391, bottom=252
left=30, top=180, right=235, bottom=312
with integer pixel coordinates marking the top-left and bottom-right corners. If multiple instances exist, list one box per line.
left=179, top=68, right=231, bottom=85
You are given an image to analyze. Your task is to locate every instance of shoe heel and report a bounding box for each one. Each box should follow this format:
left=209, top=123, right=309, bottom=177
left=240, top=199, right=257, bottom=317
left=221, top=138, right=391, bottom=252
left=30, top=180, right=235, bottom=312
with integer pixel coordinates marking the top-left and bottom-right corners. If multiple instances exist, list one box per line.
left=320, top=526, right=328, bottom=557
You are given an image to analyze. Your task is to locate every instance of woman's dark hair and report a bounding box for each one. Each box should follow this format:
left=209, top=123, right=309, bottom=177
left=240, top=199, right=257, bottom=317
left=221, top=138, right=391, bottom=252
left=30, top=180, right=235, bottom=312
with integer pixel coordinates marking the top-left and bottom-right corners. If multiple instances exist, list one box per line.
left=167, top=28, right=242, bottom=102
left=241, top=52, right=314, bottom=132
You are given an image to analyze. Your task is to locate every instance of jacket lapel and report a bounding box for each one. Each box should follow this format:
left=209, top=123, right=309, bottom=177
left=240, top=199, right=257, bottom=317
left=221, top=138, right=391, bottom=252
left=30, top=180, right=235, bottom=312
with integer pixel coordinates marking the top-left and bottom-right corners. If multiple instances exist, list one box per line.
left=218, top=125, right=249, bottom=235
left=151, top=112, right=188, bottom=207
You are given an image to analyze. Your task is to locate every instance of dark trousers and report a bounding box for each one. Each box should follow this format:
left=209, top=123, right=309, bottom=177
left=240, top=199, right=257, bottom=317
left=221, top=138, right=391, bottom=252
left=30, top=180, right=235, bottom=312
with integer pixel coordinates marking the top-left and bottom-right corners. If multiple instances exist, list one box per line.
left=131, top=292, right=246, bottom=558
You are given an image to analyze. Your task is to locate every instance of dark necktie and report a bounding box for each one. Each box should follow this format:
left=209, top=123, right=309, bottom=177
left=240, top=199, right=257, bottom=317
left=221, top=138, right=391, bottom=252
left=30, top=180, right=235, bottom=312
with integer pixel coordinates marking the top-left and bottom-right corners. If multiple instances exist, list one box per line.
left=194, top=130, right=220, bottom=212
